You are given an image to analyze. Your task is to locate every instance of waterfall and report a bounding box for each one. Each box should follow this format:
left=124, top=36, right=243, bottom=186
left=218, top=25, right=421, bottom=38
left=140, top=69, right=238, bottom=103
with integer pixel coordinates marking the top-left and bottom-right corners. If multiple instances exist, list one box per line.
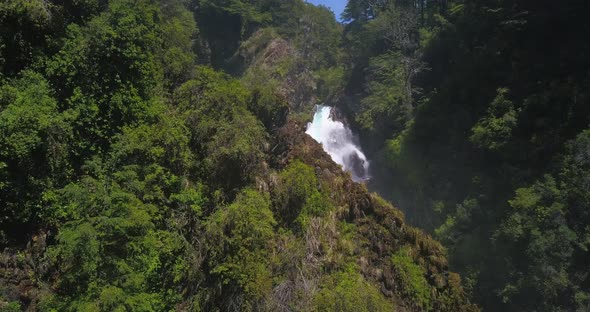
left=305, top=105, right=370, bottom=182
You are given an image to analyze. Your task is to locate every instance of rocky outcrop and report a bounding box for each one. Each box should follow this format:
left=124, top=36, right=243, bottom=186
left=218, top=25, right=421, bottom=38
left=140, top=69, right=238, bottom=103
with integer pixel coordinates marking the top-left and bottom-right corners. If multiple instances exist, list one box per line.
left=239, top=28, right=318, bottom=112
left=272, top=117, right=479, bottom=311
left=0, top=232, right=49, bottom=311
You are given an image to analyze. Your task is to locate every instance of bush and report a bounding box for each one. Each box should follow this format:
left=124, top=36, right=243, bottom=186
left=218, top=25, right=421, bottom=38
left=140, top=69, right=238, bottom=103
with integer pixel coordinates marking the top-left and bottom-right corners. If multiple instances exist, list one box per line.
left=392, top=247, right=432, bottom=310
left=204, top=188, right=276, bottom=310
left=314, top=265, right=395, bottom=311
left=273, top=161, right=331, bottom=229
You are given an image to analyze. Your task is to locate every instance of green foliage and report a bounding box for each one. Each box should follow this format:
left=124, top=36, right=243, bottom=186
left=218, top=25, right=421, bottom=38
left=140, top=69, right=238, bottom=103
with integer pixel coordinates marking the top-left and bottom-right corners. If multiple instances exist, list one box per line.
left=195, top=0, right=272, bottom=69
left=357, top=51, right=412, bottom=135
left=201, top=0, right=272, bottom=25
left=343, top=0, right=590, bottom=310
left=175, top=67, right=268, bottom=193
left=43, top=166, right=194, bottom=311
left=159, top=0, right=198, bottom=87
left=237, top=29, right=291, bottom=128
left=0, top=1, right=481, bottom=311
left=315, top=66, right=345, bottom=104
left=0, top=71, right=71, bottom=241
left=44, top=0, right=196, bottom=154
left=341, top=0, right=425, bottom=147
left=48, top=222, right=100, bottom=294
left=0, top=0, right=51, bottom=27
left=36, top=102, right=205, bottom=309
left=293, top=3, right=342, bottom=70
left=490, top=130, right=590, bottom=310
left=111, top=113, right=194, bottom=176
left=205, top=111, right=267, bottom=191
left=470, top=88, right=518, bottom=150
left=391, top=247, right=432, bottom=310
left=47, top=0, right=163, bottom=100
left=248, top=82, right=289, bottom=130
left=273, top=161, right=331, bottom=229
left=314, top=265, right=395, bottom=311
left=0, top=298, right=22, bottom=312
left=436, top=198, right=479, bottom=248
left=495, top=176, right=575, bottom=308
left=238, top=27, right=280, bottom=62
left=0, top=0, right=53, bottom=74
left=0, top=71, right=69, bottom=165
left=204, top=188, right=276, bottom=310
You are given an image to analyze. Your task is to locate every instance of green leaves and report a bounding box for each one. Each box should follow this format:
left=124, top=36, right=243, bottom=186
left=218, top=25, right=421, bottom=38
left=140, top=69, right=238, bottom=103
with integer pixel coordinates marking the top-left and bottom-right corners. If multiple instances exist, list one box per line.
left=0, top=71, right=72, bottom=239
left=43, top=170, right=189, bottom=311
left=314, top=265, right=395, bottom=312
left=470, top=88, right=518, bottom=151
left=200, top=0, right=272, bottom=25
left=391, top=247, right=432, bottom=310
left=205, top=188, right=276, bottom=308
left=492, top=131, right=590, bottom=310
left=111, top=114, right=193, bottom=176
left=357, top=51, right=412, bottom=135
left=44, top=0, right=195, bottom=155
left=48, top=222, right=100, bottom=294
left=0, top=1, right=483, bottom=311
left=272, top=161, right=331, bottom=230
left=0, top=71, right=63, bottom=162
left=176, top=67, right=268, bottom=193
left=0, top=0, right=53, bottom=74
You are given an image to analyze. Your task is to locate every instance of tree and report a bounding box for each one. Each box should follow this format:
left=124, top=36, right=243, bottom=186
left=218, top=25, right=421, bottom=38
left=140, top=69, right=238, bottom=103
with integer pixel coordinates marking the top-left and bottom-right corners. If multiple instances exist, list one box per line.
left=470, top=88, right=518, bottom=151
left=0, top=0, right=53, bottom=75
left=204, top=188, right=276, bottom=310
left=175, top=67, right=267, bottom=194
left=45, top=0, right=196, bottom=155
left=0, top=71, right=71, bottom=243
left=272, top=161, right=331, bottom=230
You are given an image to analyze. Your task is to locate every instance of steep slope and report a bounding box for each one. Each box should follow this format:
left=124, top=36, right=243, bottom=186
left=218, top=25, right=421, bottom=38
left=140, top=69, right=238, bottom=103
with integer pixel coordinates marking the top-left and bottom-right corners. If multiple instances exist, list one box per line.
left=0, top=0, right=478, bottom=311
left=272, top=116, right=477, bottom=311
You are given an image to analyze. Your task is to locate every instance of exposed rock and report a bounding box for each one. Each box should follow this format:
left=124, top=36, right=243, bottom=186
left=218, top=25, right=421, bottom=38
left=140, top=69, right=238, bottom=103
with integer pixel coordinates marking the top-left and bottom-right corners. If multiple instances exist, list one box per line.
left=240, top=29, right=318, bottom=112
left=0, top=231, right=48, bottom=311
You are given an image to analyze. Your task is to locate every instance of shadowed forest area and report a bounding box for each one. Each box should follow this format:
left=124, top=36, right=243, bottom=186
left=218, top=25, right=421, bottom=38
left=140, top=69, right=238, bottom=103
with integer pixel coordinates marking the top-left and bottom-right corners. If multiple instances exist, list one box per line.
left=0, top=0, right=589, bottom=311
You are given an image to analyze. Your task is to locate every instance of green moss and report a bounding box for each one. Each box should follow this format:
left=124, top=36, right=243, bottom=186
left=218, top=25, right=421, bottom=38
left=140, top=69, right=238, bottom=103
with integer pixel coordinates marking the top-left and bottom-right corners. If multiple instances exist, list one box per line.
left=313, top=265, right=395, bottom=312
left=392, top=247, right=432, bottom=310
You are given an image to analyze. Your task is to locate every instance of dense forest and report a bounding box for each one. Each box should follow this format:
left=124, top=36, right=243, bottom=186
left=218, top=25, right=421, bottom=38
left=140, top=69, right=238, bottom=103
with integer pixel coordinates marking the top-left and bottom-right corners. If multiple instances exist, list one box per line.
left=337, top=0, right=590, bottom=311
left=0, top=0, right=588, bottom=311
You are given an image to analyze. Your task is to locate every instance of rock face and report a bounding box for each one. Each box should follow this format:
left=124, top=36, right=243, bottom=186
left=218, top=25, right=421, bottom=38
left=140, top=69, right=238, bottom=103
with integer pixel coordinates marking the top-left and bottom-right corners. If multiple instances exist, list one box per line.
left=346, top=151, right=368, bottom=180
left=239, top=29, right=318, bottom=112
left=0, top=232, right=48, bottom=311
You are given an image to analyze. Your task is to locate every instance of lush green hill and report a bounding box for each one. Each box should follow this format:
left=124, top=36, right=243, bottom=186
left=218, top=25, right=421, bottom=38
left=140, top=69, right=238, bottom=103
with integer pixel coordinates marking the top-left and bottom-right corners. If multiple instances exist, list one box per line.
left=4, top=0, right=588, bottom=311
left=0, top=0, right=476, bottom=311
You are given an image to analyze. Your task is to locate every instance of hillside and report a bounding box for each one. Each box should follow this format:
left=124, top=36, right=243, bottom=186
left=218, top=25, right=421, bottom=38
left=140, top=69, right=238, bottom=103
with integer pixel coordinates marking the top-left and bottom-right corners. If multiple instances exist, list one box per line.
left=0, top=0, right=476, bottom=311
left=3, top=0, right=589, bottom=311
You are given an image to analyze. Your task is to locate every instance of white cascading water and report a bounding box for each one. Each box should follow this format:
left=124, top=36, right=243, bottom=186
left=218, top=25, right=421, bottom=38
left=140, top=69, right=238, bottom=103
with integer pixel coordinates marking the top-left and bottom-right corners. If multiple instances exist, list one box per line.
left=306, top=105, right=370, bottom=182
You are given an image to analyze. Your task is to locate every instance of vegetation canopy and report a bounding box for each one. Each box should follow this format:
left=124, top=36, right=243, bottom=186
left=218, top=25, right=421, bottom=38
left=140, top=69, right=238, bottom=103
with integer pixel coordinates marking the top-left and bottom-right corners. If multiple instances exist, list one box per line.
left=1, top=0, right=588, bottom=311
